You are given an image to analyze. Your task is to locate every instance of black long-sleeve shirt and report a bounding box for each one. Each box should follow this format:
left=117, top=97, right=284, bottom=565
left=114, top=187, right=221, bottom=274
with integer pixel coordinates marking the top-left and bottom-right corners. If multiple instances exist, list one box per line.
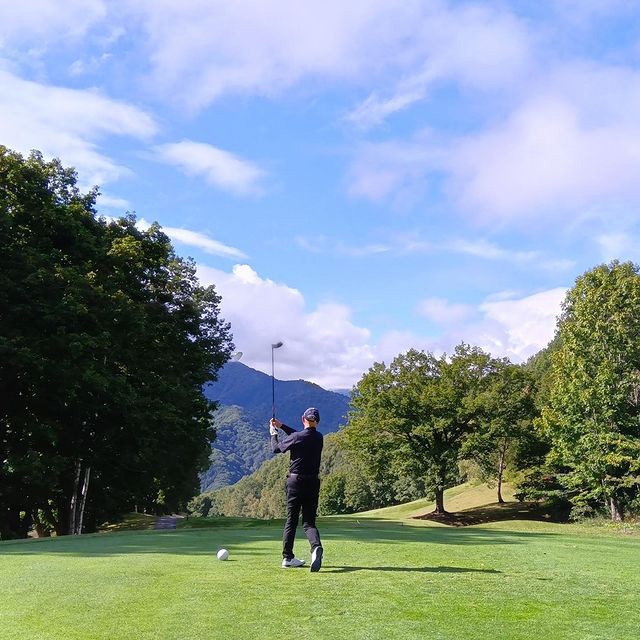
left=271, top=424, right=323, bottom=476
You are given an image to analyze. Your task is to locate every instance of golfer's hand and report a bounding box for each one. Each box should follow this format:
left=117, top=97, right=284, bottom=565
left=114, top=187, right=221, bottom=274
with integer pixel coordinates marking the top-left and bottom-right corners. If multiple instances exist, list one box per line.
left=269, top=423, right=278, bottom=436
left=270, top=418, right=283, bottom=429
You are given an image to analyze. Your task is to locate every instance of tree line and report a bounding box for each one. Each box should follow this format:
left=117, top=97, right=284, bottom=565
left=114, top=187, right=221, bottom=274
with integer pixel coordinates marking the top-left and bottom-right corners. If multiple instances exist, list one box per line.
left=346, top=261, right=640, bottom=521
left=194, top=261, right=640, bottom=523
left=0, top=148, right=233, bottom=539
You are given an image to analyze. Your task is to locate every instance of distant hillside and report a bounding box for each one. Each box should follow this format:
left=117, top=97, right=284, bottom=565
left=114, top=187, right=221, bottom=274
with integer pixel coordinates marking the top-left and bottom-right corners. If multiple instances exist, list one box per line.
left=204, top=361, right=350, bottom=432
left=201, top=362, right=351, bottom=491
left=199, top=406, right=271, bottom=491
left=191, top=432, right=401, bottom=519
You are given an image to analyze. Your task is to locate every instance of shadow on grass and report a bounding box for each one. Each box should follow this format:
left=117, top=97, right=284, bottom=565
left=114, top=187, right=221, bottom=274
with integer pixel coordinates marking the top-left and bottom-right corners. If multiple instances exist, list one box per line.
left=415, top=501, right=569, bottom=527
left=0, top=517, right=558, bottom=557
left=323, top=565, right=501, bottom=574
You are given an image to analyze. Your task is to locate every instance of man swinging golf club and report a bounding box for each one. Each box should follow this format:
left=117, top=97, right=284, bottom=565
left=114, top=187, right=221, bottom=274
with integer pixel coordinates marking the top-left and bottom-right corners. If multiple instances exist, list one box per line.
left=270, top=408, right=324, bottom=572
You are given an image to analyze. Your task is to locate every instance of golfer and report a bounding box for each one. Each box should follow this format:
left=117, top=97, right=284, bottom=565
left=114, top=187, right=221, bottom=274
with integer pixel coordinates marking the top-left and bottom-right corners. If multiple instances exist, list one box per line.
left=270, top=407, right=324, bottom=571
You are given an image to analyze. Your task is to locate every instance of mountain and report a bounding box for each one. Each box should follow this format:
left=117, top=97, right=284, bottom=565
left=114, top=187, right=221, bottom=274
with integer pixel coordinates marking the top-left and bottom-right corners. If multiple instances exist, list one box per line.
left=204, top=361, right=350, bottom=432
left=200, top=362, right=350, bottom=491
left=198, top=405, right=272, bottom=491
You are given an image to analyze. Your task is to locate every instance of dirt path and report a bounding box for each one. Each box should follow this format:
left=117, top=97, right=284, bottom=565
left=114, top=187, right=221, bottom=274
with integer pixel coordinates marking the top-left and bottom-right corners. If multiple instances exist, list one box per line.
left=154, top=515, right=178, bottom=530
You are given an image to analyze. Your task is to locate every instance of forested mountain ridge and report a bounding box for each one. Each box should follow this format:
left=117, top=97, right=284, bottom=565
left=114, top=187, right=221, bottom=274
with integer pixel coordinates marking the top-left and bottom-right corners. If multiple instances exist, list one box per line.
left=204, top=361, right=350, bottom=430
left=201, top=362, right=350, bottom=491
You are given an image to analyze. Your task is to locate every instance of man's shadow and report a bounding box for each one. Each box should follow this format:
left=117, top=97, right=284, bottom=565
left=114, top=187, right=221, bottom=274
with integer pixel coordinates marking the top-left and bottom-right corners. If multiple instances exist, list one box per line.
left=323, top=565, right=500, bottom=574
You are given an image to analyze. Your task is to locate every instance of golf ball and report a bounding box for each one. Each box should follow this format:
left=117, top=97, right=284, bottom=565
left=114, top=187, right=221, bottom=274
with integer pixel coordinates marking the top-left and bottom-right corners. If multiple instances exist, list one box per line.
left=217, top=548, right=229, bottom=561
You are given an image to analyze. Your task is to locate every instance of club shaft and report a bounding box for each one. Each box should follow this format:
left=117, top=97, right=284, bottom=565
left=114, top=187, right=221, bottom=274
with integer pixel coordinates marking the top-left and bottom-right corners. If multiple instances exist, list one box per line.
left=271, top=347, right=275, bottom=419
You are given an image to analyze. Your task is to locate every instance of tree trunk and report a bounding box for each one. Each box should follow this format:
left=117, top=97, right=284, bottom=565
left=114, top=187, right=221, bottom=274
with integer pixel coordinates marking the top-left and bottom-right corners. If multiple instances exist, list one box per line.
left=434, top=487, right=446, bottom=514
left=610, top=496, right=624, bottom=522
left=76, top=466, right=91, bottom=535
left=69, top=459, right=82, bottom=535
left=497, top=443, right=506, bottom=504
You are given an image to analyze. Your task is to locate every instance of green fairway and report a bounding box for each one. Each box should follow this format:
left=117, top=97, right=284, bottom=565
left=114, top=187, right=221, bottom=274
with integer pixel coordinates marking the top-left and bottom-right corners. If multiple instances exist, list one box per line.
left=2, top=495, right=639, bottom=640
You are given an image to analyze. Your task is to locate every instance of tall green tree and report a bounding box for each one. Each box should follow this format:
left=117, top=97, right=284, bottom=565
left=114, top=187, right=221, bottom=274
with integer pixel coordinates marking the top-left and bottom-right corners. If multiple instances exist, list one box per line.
left=345, top=345, right=500, bottom=513
left=543, top=261, right=640, bottom=521
left=462, top=364, right=537, bottom=503
left=0, top=147, right=233, bottom=538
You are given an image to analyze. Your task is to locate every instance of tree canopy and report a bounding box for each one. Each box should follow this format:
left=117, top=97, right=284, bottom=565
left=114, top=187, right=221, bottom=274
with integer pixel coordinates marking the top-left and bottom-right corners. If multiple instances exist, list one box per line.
left=0, top=147, right=233, bottom=539
left=344, top=345, right=502, bottom=513
left=461, top=363, right=537, bottom=503
left=543, top=261, right=640, bottom=520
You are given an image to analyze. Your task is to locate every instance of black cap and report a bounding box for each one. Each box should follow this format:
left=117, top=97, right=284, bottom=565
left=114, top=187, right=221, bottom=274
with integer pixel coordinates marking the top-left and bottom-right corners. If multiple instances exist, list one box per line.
left=303, top=407, right=320, bottom=423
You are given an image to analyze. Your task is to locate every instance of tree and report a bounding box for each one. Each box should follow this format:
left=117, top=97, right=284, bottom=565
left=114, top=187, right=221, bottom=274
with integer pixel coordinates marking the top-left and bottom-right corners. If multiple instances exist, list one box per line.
left=462, top=364, right=537, bottom=503
left=318, top=473, right=348, bottom=515
left=0, top=147, right=233, bottom=538
left=543, top=261, right=640, bottom=521
left=345, top=345, right=500, bottom=513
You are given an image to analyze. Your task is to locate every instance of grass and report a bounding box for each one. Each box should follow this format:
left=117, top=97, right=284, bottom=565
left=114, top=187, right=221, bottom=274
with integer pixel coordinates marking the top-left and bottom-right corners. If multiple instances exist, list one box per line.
left=98, top=512, right=158, bottom=532
left=1, top=486, right=639, bottom=640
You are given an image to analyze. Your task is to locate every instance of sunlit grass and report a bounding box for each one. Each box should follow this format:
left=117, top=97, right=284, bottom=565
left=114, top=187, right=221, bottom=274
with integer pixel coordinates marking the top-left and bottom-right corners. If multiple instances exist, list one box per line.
left=2, top=485, right=638, bottom=640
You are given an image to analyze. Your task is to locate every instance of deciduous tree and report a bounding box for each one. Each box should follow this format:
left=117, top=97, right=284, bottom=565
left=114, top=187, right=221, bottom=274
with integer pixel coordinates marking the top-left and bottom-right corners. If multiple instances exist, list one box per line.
left=543, top=261, right=640, bottom=521
left=345, top=345, right=500, bottom=513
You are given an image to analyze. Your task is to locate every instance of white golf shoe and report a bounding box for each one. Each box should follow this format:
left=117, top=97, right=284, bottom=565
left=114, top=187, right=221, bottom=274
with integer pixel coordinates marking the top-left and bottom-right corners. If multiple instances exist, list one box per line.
left=281, top=557, right=305, bottom=568
left=310, top=546, right=323, bottom=572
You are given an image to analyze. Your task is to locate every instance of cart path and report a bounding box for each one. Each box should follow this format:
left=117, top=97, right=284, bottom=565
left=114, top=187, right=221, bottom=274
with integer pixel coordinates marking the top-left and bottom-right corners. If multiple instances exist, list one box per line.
left=154, top=516, right=178, bottom=530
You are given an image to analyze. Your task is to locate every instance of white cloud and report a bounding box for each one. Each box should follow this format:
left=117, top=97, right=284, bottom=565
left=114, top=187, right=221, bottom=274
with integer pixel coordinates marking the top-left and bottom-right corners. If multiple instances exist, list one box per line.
left=101, top=215, right=247, bottom=260
left=596, top=233, right=637, bottom=262
left=416, top=289, right=566, bottom=362
left=350, top=62, right=640, bottom=224
left=447, top=238, right=537, bottom=263
left=0, top=1, right=106, bottom=49
left=154, top=140, right=266, bottom=195
left=347, top=73, right=436, bottom=130
left=346, top=3, right=531, bottom=128
left=452, top=89, right=640, bottom=221
left=414, top=288, right=566, bottom=363
left=474, top=288, right=566, bottom=361
left=295, top=235, right=392, bottom=257
left=123, top=0, right=531, bottom=113
left=410, top=288, right=566, bottom=362
left=196, top=262, right=566, bottom=388
left=163, top=227, right=247, bottom=260
left=348, top=131, right=440, bottom=206
left=197, top=263, right=374, bottom=388
left=0, top=68, right=157, bottom=185
left=129, top=0, right=404, bottom=110
left=96, top=193, right=130, bottom=210
left=416, top=298, right=473, bottom=325
left=295, top=232, right=574, bottom=272
left=68, top=53, right=112, bottom=77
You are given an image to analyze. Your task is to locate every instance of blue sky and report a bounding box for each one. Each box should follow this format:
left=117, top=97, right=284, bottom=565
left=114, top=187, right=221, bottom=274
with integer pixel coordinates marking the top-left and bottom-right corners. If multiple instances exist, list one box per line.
left=2, top=0, right=640, bottom=387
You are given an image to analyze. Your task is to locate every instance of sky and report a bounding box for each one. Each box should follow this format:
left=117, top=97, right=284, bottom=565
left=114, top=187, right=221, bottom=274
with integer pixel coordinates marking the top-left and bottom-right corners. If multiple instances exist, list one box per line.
left=2, top=0, right=640, bottom=388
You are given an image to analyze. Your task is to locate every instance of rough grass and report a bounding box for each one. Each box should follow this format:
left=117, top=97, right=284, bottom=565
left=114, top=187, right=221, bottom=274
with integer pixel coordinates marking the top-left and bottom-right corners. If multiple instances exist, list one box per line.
left=98, top=512, right=158, bottom=532
left=1, top=485, right=639, bottom=640
left=355, top=482, right=518, bottom=520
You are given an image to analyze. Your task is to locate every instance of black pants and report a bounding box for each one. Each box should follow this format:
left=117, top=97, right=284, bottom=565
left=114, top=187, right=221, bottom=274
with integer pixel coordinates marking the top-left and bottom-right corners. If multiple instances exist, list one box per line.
left=282, top=476, right=321, bottom=560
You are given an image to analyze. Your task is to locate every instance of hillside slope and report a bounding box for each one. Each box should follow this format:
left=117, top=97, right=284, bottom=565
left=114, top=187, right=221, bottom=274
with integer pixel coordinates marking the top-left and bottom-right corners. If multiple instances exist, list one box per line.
left=199, top=406, right=272, bottom=491
left=354, top=482, right=517, bottom=520
left=201, top=362, right=351, bottom=491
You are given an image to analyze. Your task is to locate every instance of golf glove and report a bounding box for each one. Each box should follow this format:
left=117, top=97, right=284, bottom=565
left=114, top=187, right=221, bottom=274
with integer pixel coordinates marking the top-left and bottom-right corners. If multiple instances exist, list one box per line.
left=269, top=423, right=278, bottom=436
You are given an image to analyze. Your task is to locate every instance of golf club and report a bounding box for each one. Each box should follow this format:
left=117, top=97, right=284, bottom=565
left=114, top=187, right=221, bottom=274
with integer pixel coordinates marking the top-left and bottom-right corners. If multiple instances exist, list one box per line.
left=271, top=341, right=283, bottom=419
